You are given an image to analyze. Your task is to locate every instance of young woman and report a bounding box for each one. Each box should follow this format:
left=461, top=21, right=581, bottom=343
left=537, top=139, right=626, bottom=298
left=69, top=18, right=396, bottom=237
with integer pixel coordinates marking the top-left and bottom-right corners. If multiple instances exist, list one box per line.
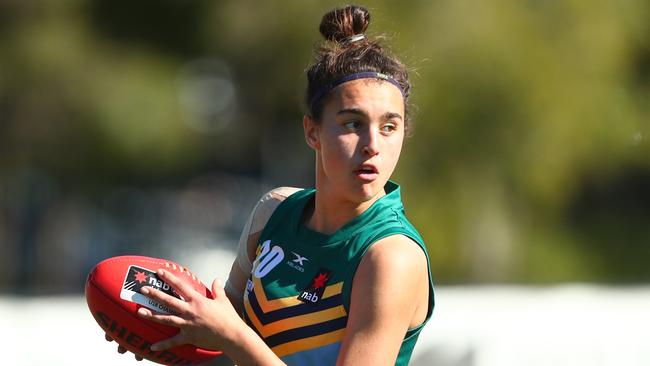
left=112, top=5, right=434, bottom=366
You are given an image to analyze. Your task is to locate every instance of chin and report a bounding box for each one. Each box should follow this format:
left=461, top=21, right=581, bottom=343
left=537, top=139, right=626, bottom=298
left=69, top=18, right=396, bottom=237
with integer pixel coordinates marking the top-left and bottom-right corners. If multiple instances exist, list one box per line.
left=353, top=180, right=385, bottom=203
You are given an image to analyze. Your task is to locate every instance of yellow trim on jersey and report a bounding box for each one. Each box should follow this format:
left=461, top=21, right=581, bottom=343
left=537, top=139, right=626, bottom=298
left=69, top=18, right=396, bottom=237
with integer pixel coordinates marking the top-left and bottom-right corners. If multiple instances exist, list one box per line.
left=262, top=305, right=346, bottom=337
left=244, top=297, right=347, bottom=338
left=243, top=296, right=265, bottom=333
left=272, top=328, right=346, bottom=357
left=252, top=275, right=343, bottom=312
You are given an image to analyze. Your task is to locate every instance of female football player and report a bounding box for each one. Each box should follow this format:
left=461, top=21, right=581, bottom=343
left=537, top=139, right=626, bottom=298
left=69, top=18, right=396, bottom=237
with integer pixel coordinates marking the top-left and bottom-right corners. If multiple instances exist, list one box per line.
left=113, top=5, right=434, bottom=365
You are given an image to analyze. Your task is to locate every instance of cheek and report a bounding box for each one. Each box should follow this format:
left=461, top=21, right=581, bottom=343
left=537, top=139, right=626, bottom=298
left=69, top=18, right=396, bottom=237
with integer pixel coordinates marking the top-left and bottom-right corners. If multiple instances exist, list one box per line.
left=322, top=133, right=356, bottom=162
left=385, top=138, right=404, bottom=168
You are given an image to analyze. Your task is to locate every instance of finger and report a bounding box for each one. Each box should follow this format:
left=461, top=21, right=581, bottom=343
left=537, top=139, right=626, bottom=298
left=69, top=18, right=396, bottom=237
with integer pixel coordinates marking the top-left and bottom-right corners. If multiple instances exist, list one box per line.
left=150, top=333, right=188, bottom=352
left=156, top=269, right=197, bottom=301
left=137, top=306, right=188, bottom=327
left=140, top=286, right=189, bottom=315
left=211, top=277, right=224, bottom=299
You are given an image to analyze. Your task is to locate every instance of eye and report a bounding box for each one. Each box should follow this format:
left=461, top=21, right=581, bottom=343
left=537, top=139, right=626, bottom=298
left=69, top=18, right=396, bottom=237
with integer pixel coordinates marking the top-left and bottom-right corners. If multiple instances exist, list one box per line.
left=381, top=122, right=397, bottom=133
left=343, top=120, right=361, bottom=131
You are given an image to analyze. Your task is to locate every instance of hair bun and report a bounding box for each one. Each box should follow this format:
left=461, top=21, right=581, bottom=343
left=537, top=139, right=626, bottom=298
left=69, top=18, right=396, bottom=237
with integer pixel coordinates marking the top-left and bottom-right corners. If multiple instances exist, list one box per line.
left=319, top=5, right=370, bottom=43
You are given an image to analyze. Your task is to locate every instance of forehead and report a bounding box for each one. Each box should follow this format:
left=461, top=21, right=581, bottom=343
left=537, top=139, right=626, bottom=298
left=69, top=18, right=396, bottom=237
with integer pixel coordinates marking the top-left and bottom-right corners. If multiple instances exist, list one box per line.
left=329, top=79, right=405, bottom=113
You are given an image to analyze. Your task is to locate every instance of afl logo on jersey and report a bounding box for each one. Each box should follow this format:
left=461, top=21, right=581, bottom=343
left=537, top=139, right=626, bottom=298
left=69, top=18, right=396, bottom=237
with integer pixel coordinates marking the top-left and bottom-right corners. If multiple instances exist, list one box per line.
left=252, top=240, right=285, bottom=279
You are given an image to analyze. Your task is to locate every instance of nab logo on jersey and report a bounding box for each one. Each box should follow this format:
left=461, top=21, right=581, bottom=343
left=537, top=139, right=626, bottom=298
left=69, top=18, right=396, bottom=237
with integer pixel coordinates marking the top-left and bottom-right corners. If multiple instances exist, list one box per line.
left=298, top=268, right=332, bottom=304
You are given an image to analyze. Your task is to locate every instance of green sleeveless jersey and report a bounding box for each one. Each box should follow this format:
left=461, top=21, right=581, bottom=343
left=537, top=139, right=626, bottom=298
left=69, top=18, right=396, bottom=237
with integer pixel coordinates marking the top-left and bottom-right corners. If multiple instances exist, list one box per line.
left=242, top=181, right=434, bottom=365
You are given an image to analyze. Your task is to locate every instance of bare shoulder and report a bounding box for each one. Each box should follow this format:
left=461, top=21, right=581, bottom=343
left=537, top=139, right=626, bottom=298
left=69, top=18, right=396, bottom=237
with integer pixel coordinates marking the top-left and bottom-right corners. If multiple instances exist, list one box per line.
left=354, top=234, right=429, bottom=304
left=353, top=234, right=429, bottom=328
left=362, top=234, right=428, bottom=275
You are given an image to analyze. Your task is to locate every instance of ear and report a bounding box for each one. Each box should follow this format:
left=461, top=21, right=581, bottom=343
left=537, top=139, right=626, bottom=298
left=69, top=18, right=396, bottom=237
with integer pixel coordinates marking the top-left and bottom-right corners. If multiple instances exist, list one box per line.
left=303, top=114, right=321, bottom=151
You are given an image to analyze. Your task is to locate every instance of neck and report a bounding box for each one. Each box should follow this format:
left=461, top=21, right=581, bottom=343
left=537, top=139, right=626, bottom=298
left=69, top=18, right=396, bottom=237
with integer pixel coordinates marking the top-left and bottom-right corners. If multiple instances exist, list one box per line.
left=305, top=181, right=386, bottom=235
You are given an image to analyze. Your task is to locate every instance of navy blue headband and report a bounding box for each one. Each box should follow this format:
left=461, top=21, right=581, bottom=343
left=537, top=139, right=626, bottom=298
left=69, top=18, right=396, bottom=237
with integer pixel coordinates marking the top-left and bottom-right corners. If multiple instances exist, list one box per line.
left=309, top=72, right=405, bottom=112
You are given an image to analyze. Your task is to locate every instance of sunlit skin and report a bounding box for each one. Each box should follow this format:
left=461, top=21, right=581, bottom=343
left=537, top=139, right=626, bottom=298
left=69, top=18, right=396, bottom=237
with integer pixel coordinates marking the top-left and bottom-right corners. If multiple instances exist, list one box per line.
left=303, top=79, right=406, bottom=234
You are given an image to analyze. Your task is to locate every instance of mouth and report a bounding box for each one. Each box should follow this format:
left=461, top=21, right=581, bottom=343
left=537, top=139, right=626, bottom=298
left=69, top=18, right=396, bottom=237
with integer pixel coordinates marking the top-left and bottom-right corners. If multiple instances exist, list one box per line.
left=354, top=164, right=379, bottom=182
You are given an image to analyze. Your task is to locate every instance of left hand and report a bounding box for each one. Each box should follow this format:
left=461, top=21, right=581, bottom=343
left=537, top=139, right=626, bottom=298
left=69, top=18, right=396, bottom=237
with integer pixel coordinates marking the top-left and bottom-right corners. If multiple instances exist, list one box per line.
left=137, top=269, right=245, bottom=353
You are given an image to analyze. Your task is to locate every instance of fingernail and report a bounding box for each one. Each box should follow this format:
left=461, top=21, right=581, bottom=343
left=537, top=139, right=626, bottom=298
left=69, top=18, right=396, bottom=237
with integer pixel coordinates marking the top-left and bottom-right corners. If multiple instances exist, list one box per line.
left=157, top=269, right=164, bottom=276
left=141, top=287, right=149, bottom=294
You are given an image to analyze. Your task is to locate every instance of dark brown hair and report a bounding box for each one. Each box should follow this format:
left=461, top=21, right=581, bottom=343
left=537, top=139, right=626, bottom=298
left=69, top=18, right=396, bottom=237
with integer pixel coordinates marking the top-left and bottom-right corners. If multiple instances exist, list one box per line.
left=305, top=5, right=412, bottom=131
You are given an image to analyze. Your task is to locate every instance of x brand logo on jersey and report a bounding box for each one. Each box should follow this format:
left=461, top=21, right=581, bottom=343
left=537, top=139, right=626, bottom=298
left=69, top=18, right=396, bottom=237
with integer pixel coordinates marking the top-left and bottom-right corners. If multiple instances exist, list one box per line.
left=291, top=252, right=309, bottom=266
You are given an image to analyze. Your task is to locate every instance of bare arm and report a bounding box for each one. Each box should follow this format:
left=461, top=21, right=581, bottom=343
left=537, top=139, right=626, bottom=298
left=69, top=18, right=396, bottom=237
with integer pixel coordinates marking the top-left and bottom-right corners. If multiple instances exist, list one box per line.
left=336, top=235, right=429, bottom=366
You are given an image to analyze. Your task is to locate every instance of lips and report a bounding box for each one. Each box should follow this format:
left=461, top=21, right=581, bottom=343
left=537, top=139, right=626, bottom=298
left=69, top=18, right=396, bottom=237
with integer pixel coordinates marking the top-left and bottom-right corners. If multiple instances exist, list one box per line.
left=354, top=163, right=379, bottom=182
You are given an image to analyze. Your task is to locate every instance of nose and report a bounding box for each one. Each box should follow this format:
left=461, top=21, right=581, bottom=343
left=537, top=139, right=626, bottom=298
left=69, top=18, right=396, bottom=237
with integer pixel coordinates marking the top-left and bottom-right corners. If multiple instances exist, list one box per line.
left=361, top=126, right=379, bottom=156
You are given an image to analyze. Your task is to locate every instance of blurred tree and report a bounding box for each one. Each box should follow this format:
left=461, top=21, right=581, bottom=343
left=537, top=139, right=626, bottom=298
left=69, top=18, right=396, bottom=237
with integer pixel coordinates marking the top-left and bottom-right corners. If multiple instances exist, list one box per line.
left=0, top=0, right=648, bottom=290
left=395, top=0, right=650, bottom=282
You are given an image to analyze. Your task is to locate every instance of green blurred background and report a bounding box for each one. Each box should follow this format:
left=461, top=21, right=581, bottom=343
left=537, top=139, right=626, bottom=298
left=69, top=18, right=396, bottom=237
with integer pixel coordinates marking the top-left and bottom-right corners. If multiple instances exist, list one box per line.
left=1, top=0, right=649, bottom=295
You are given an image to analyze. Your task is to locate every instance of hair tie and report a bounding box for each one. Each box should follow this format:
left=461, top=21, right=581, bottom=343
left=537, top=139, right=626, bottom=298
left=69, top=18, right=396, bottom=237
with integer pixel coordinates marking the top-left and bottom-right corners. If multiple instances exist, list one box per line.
left=341, top=34, right=365, bottom=44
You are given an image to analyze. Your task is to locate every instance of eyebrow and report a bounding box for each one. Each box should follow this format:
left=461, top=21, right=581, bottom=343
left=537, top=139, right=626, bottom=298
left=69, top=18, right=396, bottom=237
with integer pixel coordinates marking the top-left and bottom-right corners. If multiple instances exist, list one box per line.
left=337, top=108, right=403, bottom=121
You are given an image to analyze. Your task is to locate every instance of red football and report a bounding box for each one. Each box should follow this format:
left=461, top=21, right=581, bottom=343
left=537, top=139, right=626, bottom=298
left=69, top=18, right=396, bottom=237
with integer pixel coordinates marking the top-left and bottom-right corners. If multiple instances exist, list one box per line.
left=85, top=255, right=222, bottom=365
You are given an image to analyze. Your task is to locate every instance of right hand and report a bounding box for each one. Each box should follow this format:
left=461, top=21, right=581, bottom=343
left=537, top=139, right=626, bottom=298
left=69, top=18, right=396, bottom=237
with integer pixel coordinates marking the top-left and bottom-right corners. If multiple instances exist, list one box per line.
left=135, top=273, right=243, bottom=353
left=105, top=333, right=144, bottom=361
